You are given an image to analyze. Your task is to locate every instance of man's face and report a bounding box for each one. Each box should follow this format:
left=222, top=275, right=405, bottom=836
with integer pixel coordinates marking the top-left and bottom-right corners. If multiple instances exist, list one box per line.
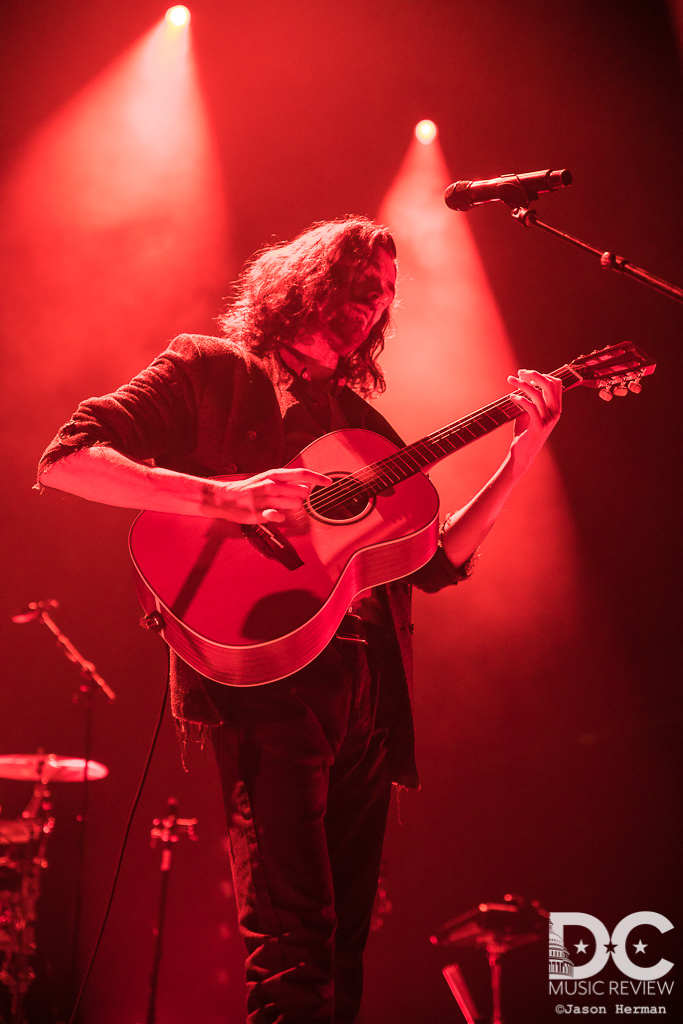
left=321, top=245, right=397, bottom=354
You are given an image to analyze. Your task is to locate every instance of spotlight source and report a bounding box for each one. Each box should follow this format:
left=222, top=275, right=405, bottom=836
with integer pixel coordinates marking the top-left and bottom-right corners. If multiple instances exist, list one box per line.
left=415, top=119, right=438, bottom=145
left=166, top=5, right=190, bottom=27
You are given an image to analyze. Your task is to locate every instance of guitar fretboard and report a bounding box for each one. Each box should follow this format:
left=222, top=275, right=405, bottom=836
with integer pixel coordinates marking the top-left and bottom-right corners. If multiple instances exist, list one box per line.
left=310, top=363, right=580, bottom=513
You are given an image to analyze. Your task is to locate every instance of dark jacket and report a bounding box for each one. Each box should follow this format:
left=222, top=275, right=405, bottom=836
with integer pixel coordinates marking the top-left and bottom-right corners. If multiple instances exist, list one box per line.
left=39, top=334, right=472, bottom=785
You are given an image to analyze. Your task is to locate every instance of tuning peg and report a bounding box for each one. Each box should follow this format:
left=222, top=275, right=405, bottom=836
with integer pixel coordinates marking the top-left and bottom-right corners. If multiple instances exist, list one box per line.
left=613, top=384, right=628, bottom=397
left=628, top=379, right=642, bottom=394
left=599, top=386, right=614, bottom=401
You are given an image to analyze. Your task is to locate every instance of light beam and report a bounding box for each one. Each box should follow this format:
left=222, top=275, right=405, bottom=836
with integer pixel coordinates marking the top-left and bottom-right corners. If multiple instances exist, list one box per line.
left=377, top=132, right=582, bottom=690
left=0, top=14, right=227, bottom=407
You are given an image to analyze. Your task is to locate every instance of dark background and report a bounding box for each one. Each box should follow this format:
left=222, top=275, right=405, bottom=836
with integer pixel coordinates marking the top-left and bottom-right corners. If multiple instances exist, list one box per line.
left=1, top=1, right=681, bottom=1022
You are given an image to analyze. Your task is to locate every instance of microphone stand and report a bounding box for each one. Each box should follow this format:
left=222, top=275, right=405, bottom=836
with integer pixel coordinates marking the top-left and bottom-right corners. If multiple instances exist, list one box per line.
left=15, top=604, right=115, bottom=1018
left=508, top=204, right=683, bottom=305
left=147, top=799, right=197, bottom=1024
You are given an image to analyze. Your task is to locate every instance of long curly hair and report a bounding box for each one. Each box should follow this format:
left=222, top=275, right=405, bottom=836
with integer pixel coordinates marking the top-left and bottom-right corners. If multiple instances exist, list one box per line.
left=216, top=215, right=396, bottom=396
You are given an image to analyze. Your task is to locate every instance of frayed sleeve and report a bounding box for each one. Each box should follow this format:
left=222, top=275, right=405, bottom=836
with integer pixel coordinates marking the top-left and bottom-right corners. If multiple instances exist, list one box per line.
left=409, top=542, right=477, bottom=594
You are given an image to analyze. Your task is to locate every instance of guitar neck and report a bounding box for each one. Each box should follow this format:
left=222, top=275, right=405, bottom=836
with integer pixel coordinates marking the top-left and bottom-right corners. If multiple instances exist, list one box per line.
left=357, top=362, right=581, bottom=495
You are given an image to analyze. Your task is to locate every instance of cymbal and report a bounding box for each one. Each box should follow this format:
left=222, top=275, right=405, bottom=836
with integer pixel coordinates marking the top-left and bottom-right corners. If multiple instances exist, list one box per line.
left=0, top=755, right=109, bottom=783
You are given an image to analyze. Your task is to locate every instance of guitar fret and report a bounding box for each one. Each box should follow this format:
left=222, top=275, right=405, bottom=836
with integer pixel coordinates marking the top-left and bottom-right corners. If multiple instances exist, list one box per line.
left=312, top=348, right=652, bottom=513
left=351, top=397, right=524, bottom=500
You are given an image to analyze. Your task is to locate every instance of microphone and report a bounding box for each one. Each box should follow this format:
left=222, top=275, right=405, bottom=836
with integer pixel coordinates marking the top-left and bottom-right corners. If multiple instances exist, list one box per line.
left=444, top=168, right=572, bottom=211
left=11, top=599, right=60, bottom=624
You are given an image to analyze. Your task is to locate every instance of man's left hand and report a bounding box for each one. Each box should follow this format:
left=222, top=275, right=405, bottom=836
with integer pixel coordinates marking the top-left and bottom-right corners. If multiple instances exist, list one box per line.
left=507, top=369, right=563, bottom=472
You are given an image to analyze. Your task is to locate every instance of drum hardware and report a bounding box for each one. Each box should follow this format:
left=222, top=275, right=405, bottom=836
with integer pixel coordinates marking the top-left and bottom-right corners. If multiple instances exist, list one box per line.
left=0, top=781, right=54, bottom=1024
left=146, top=798, right=197, bottom=1024
left=12, top=601, right=116, bottom=1014
left=431, top=893, right=549, bottom=1024
left=0, top=756, right=109, bottom=1024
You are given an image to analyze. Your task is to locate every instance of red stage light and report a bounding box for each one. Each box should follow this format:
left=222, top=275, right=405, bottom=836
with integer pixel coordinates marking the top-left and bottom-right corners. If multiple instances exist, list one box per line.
left=415, top=119, right=438, bottom=145
left=166, top=5, right=190, bottom=27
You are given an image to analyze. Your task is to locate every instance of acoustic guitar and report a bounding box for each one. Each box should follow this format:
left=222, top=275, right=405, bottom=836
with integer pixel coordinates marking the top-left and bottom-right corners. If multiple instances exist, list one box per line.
left=129, top=342, right=655, bottom=686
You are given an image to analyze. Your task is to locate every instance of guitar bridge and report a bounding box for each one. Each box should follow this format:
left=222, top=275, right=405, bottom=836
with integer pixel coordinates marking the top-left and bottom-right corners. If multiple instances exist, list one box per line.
left=241, top=524, right=304, bottom=571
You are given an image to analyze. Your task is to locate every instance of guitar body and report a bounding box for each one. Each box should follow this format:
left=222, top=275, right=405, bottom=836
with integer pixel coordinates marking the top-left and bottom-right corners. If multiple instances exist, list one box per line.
left=129, top=429, right=441, bottom=686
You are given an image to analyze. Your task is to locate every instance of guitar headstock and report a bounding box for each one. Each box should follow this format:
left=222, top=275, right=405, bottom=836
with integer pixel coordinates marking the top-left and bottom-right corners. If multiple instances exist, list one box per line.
left=561, top=342, right=656, bottom=401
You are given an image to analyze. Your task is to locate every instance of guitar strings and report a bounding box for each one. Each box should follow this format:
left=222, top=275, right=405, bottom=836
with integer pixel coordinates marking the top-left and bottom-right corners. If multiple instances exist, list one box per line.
left=302, top=365, right=577, bottom=519
left=279, top=354, right=639, bottom=524
left=302, top=392, right=527, bottom=519
left=304, top=396, right=523, bottom=518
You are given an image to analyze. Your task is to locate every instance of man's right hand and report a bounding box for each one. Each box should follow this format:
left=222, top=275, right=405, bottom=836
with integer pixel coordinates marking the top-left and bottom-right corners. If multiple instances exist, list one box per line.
left=201, top=469, right=332, bottom=524
left=39, top=447, right=331, bottom=525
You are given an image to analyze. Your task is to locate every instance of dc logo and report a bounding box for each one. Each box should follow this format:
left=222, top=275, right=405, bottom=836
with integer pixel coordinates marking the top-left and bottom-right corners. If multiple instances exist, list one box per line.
left=549, top=912, right=674, bottom=981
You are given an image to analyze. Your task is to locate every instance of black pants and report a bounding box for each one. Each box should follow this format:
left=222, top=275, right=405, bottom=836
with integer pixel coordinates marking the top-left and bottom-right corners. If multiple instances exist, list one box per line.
left=211, top=636, right=394, bottom=1024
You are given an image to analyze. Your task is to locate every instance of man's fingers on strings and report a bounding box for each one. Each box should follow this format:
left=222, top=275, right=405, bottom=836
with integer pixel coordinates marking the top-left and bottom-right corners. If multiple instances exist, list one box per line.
left=507, top=379, right=541, bottom=420
left=508, top=370, right=561, bottom=423
left=516, top=369, right=562, bottom=409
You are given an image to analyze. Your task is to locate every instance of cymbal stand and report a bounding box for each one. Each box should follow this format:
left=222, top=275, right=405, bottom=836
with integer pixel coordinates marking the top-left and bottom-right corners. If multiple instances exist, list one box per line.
left=146, top=798, right=197, bottom=1024
left=486, top=945, right=504, bottom=1024
left=431, top=895, right=549, bottom=1024
left=12, top=602, right=116, bottom=1017
left=68, top=677, right=93, bottom=1018
left=47, top=608, right=115, bottom=1016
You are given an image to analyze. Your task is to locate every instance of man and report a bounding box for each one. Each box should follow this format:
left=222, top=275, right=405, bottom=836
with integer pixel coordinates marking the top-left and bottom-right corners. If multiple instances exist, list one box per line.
left=38, top=215, right=561, bottom=1023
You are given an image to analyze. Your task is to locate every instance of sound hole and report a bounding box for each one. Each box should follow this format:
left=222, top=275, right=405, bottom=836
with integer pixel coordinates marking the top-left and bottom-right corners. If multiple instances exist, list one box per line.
left=308, top=478, right=373, bottom=524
